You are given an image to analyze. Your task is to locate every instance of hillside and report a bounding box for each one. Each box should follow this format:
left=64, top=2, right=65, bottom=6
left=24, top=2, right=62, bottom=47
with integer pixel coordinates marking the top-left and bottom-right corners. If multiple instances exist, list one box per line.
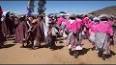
left=89, top=6, right=116, bottom=16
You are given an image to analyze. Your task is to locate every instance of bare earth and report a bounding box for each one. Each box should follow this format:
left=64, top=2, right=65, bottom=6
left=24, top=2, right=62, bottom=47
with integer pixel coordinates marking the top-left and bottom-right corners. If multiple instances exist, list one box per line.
left=0, top=39, right=116, bottom=64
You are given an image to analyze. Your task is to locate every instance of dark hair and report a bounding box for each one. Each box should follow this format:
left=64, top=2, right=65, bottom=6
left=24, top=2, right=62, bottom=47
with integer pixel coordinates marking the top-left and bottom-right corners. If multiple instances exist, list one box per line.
left=70, top=17, right=75, bottom=20
left=84, top=15, right=88, bottom=17
left=76, top=15, right=83, bottom=19
left=6, top=12, right=10, bottom=18
left=100, top=17, right=108, bottom=21
left=94, top=20, right=100, bottom=22
left=38, top=15, right=43, bottom=20
left=89, top=16, right=94, bottom=21
left=19, top=16, right=26, bottom=22
left=30, top=16, right=35, bottom=19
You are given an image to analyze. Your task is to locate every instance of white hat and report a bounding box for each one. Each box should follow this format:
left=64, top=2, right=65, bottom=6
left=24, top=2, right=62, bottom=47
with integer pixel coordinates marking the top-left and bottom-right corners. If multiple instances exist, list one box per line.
left=65, top=13, right=70, bottom=16
left=99, top=14, right=109, bottom=18
left=69, top=14, right=75, bottom=18
left=93, top=17, right=100, bottom=21
left=56, top=13, right=63, bottom=17
left=59, top=13, right=64, bottom=16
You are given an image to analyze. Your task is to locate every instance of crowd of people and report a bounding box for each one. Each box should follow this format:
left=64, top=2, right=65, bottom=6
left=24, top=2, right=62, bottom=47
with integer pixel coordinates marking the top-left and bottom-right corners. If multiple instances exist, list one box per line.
left=0, top=6, right=116, bottom=60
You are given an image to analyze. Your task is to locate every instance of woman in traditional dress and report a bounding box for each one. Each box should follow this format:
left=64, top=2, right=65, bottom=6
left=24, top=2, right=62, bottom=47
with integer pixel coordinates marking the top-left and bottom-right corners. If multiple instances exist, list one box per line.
left=5, top=12, right=12, bottom=37
left=82, top=15, right=92, bottom=39
left=15, top=16, right=27, bottom=43
left=30, top=15, right=45, bottom=49
left=56, top=14, right=65, bottom=37
left=75, top=15, right=84, bottom=46
left=0, top=19, right=5, bottom=47
left=65, top=15, right=83, bottom=51
left=88, top=17, right=100, bottom=50
left=94, top=14, right=113, bottom=59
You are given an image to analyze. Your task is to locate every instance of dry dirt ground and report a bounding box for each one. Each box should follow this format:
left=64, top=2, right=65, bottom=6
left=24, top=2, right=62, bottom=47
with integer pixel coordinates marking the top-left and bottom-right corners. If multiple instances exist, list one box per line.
left=0, top=38, right=116, bottom=64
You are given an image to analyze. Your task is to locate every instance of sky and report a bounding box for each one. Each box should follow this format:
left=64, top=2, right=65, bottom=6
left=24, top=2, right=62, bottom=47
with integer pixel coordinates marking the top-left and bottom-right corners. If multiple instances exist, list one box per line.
left=0, top=1, right=116, bottom=15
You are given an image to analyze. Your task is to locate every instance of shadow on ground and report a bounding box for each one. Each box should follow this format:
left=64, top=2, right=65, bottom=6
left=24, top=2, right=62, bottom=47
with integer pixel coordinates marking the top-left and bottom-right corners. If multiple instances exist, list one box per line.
left=69, top=48, right=90, bottom=58
left=49, top=45, right=64, bottom=50
left=0, top=44, right=15, bottom=49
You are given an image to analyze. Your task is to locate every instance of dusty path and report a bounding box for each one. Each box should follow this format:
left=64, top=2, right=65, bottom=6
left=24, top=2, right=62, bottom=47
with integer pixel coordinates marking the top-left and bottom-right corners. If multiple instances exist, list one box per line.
left=0, top=39, right=116, bottom=64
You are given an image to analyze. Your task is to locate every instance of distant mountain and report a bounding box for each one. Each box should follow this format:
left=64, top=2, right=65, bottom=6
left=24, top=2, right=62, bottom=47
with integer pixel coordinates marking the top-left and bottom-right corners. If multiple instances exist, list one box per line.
left=88, top=6, right=116, bottom=16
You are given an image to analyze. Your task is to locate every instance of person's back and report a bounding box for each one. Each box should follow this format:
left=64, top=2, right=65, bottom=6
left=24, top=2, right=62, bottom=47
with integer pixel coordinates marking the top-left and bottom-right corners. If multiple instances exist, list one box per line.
left=89, top=22, right=98, bottom=33
left=66, top=19, right=77, bottom=33
left=94, top=14, right=113, bottom=58
left=76, top=18, right=83, bottom=28
left=96, top=21, right=113, bottom=36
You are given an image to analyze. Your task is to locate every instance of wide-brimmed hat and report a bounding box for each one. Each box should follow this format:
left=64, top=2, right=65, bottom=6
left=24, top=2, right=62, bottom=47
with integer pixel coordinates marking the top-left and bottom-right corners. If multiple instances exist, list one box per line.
left=93, top=17, right=100, bottom=21
left=69, top=14, right=76, bottom=18
left=64, top=13, right=70, bottom=16
left=99, top=14, right=109, bottom=19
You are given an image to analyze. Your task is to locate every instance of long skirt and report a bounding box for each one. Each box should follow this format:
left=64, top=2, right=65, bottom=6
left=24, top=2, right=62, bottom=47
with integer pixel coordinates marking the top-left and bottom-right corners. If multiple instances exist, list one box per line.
left=89, top=31, right=96, bottom=45
left=94, top=32, right=110, bottom=54
left=15, top=22, right=25, bottom=43
left=1, top=21, right=8, bottom=37
left=0, top=32, right=6, bottom=44
left=0, top=22, right=6, bottom=45
left=67, top=32, right=73, bottom=45
left=67, top=32, right=81, bottom=47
